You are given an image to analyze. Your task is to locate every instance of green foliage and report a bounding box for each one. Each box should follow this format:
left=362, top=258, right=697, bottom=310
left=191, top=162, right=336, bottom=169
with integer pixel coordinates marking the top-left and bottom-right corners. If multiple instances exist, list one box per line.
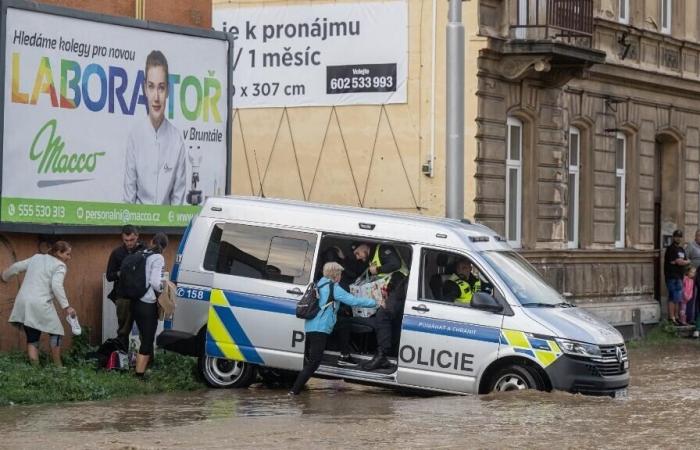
left=627, top=321, right=680, bottom=348
left=0, top=337, right=203, bottom=406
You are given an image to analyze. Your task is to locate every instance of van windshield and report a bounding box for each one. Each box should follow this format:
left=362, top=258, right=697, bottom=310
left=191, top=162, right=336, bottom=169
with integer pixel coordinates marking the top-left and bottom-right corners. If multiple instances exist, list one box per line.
left=480, top=251, right=564, bottom=306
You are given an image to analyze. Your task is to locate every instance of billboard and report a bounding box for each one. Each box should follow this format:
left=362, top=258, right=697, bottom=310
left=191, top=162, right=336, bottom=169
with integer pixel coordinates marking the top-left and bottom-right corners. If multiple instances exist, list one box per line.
left=0, top=3, right=231, bottom=228
left=213, top=1, right=408, bottom=108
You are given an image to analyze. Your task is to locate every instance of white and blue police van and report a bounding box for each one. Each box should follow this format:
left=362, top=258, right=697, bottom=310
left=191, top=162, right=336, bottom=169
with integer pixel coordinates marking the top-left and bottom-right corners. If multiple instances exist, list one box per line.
left=157, top=196, right=629, bottom=397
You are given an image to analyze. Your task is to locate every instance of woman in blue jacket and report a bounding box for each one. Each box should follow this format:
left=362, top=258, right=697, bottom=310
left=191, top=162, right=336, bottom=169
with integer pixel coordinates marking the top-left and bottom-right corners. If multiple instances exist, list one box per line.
left=289, top=261, right=376, bottom=395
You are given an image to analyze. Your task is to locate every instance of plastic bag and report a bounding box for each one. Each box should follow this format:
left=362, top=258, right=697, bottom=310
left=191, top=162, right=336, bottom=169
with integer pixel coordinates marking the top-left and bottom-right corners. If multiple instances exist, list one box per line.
left=349, top=270, right=388, bottom=317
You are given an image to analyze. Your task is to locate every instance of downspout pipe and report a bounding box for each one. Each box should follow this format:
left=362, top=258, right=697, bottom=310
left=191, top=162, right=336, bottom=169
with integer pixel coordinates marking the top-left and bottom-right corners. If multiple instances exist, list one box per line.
left=446, top=0, right=465, bottom=220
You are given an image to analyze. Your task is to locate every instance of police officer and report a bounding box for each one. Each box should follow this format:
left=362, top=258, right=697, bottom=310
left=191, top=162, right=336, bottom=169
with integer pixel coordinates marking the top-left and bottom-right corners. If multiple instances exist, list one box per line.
left=353, top=242, right=409, bottom=370
left=443, top=258, right=481, bottom=304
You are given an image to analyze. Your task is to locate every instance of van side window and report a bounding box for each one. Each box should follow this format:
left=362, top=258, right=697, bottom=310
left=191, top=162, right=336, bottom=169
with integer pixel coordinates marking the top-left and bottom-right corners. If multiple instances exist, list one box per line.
left=202, top=223, right=317, bottom=285
left=421, top=249, right=494, bottom=304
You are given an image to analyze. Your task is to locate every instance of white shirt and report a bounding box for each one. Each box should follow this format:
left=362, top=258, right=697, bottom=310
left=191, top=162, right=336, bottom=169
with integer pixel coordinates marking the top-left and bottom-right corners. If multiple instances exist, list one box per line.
left=123, top=117, right=186, bottom=205
left=140, top=252, right=165, bottom=304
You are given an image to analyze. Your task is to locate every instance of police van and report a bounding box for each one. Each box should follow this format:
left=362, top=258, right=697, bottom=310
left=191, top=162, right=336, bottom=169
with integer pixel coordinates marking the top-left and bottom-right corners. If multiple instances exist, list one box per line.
left=157, top=196, right=629, bottom=397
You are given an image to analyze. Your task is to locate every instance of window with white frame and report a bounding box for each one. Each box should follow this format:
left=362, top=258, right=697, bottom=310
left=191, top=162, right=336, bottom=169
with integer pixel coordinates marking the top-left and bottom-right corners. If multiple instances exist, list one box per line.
left=506, top=117, right=523, bottom=248
left=619, top=0, right=629, bottom=24
left=614, top=133, right=626, bottom=248
left=661, top=0, right=671, bottom=34
left=516, top=0, right=528, bottom=39
left=568, top=127, right=580, bottom=248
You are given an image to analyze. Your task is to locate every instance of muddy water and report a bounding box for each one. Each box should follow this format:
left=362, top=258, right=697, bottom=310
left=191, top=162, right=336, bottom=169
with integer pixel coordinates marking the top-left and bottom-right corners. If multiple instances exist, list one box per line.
left=2, top=342, right=700, bottom=450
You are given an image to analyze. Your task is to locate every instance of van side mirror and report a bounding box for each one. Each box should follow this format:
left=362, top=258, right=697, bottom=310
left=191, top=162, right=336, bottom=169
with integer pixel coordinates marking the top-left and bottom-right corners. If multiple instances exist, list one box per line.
left=471, top=292, right=504, bottom=313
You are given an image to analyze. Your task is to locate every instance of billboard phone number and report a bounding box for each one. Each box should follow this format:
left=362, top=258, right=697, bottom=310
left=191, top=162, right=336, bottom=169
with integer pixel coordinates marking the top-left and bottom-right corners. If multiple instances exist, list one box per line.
left=329, top=76, right=394, bottom=91
left=13, top=203, right=65, bottom=219
left=326, top=63, right=398, bottom=94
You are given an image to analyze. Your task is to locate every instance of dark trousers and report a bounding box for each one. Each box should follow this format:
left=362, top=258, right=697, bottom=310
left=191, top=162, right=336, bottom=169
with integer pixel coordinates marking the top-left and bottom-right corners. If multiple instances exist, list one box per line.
left=335, top=315, right=374, bottom=354
left=375, top=274, right=408, bottom=354
left=373, top=307, right=394, bottom=354
left=132, top=300, right=158, bottom=356
left=290, top=331, right=328, bottom=394
left=115, top=297, right=134, bottom=351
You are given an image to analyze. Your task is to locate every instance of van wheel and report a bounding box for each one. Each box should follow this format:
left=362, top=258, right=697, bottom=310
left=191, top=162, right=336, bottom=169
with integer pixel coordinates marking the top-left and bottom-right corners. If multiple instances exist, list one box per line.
left=489, top=364, right=539, bottom=392
left=198, top=355, right=257, bottom=388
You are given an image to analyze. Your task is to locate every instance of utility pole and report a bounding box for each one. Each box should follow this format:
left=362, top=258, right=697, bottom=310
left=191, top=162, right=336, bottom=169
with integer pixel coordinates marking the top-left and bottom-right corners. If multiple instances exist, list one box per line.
left=445, top=0, right=465, bottom=220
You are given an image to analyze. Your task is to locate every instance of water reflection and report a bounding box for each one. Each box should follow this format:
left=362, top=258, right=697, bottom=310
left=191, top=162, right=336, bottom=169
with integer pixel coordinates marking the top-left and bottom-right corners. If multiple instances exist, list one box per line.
left=2, top=342, right=700, bottom=449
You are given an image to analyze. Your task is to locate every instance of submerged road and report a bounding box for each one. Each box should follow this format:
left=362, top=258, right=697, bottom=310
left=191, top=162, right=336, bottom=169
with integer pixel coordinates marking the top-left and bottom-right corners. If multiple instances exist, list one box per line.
left=1, top=341, right=699, bottom=449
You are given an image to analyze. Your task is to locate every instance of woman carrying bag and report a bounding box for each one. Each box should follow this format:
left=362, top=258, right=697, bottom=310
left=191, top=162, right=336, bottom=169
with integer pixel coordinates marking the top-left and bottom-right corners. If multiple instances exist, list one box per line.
left=289, top=262, right=376, bottom=395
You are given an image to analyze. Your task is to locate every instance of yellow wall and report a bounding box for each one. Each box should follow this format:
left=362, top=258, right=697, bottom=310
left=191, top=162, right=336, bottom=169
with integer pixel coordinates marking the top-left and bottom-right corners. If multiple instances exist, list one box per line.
left=215, top=0, right=483, bottom=220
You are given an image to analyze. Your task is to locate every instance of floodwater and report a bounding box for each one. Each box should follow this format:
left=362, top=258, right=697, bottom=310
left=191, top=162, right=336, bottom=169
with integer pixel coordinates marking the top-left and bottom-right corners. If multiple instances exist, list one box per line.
left=2, top=342, right=700, bottom=450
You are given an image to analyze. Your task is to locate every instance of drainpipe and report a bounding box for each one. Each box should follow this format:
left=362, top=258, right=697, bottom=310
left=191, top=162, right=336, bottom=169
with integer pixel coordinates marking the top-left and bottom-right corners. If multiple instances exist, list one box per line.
left=446, top=0, right=465, bottom=220
left=427, top=0, right=437, bottom=178
left=135, top=0, right=146, bottom=20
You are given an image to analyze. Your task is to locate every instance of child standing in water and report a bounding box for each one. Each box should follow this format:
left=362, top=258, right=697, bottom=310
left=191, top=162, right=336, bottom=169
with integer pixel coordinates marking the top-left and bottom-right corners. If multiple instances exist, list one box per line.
left=681, top=266, right=696, bottom=326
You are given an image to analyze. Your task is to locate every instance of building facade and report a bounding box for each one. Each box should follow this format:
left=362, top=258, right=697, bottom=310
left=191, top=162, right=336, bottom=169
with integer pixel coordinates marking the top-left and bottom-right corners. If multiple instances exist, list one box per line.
left=222, top=0, right=700, bottom=332
left=476, top=0, right=700, bottom=329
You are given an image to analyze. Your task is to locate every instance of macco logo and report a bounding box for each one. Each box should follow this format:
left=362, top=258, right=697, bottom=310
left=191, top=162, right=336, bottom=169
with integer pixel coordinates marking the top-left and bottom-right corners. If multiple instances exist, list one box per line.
left=29, top=119, right=105, bottom=174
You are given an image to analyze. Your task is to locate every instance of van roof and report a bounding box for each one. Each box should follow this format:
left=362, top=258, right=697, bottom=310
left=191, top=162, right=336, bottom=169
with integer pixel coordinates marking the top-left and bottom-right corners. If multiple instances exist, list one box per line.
left=200, top=196, right=510, bottom=251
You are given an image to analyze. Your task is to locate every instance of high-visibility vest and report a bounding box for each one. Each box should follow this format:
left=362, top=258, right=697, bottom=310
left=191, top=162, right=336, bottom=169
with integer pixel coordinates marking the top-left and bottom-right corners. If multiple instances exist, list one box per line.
left=371, top=245, right=409, bottom=278
left=449, top=274, right=481, bottom=304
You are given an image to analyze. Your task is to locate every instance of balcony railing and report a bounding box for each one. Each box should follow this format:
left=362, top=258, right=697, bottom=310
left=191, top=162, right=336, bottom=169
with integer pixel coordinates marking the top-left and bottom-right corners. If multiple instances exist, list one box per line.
left=510, top=0, right=593, bottom=47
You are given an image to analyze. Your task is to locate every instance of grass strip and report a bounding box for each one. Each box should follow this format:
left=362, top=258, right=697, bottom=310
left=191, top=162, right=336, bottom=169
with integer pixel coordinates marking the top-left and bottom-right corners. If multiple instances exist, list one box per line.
left=0, top=329, right=204, bottom=407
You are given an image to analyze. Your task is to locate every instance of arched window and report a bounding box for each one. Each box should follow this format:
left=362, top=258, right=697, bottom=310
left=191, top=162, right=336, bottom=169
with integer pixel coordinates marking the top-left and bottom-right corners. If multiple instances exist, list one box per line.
left=568, top=126, right=580, bottom=248
left=506, top=117, right=523, bottom=247
left=615, top=132, right=626, bottom=248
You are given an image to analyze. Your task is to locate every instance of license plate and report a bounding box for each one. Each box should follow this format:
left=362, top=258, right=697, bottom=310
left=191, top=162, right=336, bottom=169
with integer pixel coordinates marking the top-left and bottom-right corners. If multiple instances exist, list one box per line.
left=613, top=388, right=628, bottom=399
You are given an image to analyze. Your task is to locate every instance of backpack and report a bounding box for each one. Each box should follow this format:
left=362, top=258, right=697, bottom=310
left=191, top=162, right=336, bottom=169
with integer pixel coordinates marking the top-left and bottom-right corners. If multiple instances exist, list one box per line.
left=105, top=351, right=129, bottom=371
left=295, top=281, right=334, bottom=319
left=119, top=250, right=154, bottom=300
left=95, top=338, right=126, bottom=369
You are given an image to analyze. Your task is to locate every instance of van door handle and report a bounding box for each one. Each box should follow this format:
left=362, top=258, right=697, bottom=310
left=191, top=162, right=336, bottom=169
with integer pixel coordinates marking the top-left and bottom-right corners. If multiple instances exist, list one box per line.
left=412, top=304, right=430, bottom=313
left=286, top=288, right=303, bottom=296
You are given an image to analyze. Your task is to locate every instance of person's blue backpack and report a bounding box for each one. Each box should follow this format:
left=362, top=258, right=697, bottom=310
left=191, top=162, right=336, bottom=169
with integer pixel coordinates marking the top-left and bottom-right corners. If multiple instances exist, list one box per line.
left=119, top=250, right=154, bottom=300
left=295, top=281, right=334, bottom=319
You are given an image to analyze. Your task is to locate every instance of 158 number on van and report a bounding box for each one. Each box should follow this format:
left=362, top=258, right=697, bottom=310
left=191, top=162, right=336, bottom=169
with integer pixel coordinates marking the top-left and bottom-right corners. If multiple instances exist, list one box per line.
left=176, top=287, right=209, bottom=301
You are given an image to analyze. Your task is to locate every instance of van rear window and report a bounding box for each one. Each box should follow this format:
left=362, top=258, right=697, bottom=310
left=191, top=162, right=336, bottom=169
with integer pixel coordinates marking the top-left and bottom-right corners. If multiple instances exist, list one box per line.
left=203, top=223, right=317, bottom=285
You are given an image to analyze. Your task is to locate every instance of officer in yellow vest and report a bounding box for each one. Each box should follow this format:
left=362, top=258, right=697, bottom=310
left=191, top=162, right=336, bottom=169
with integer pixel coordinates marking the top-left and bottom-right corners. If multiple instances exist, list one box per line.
left=443, top=259, right=482, bottom=304
left=353, top=243, right=408, bottom=280
left=352, top=242, right=409, bottom=370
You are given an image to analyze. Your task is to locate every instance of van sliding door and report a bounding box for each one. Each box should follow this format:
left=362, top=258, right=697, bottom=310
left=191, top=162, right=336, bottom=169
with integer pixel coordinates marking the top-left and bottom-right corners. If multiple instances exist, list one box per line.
left=207, top=223, right=320, bottom=371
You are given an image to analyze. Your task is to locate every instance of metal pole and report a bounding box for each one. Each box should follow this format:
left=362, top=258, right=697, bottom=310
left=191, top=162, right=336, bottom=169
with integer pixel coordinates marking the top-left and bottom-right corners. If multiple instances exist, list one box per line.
left=446, top=0, right=465, bottom=220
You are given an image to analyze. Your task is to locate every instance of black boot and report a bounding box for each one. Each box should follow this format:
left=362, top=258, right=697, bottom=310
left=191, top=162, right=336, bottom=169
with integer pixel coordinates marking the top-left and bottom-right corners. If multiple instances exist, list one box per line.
left=362, top=349, right=390, bottom=370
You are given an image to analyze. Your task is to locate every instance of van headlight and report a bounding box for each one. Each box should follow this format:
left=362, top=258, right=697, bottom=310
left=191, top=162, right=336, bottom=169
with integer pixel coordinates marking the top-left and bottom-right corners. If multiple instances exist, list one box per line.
left=555, top=338, right=602, bottom=358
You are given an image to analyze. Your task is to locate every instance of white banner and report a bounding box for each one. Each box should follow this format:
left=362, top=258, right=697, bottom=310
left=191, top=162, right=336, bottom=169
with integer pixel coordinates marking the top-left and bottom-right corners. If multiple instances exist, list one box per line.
left=213, top=1, right=408, bottom=108
left=2, top=8, right=229, bottom=227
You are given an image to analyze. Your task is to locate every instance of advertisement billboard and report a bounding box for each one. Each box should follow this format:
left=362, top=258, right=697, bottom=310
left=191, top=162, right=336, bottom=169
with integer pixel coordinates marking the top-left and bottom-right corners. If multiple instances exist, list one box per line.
left=213, top=1, right=408, bottom=108
left=0, top=2, right=231, bottom=228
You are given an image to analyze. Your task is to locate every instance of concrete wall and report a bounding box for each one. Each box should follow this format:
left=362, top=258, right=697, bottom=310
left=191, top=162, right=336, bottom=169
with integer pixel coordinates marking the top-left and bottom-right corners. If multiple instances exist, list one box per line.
left=0, top=234, right=178, bottom=351
left=216, top=0, right=483, bottom=219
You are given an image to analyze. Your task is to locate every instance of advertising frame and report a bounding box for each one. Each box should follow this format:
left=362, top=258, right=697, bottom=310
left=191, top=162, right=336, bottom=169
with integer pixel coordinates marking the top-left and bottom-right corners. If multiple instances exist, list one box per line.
left=0, top=0, right=233, bottom=235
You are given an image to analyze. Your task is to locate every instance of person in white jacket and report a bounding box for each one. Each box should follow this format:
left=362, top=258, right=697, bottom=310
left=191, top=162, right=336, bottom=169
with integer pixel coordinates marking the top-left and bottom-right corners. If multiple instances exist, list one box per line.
left=2, top=241, right=75, bottom=366
left=133, top=233, right=168, bottom=378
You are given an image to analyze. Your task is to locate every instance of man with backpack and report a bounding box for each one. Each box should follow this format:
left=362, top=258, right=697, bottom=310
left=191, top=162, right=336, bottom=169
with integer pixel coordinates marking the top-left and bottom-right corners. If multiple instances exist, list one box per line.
left=105, top=225, right=144, bottom=351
